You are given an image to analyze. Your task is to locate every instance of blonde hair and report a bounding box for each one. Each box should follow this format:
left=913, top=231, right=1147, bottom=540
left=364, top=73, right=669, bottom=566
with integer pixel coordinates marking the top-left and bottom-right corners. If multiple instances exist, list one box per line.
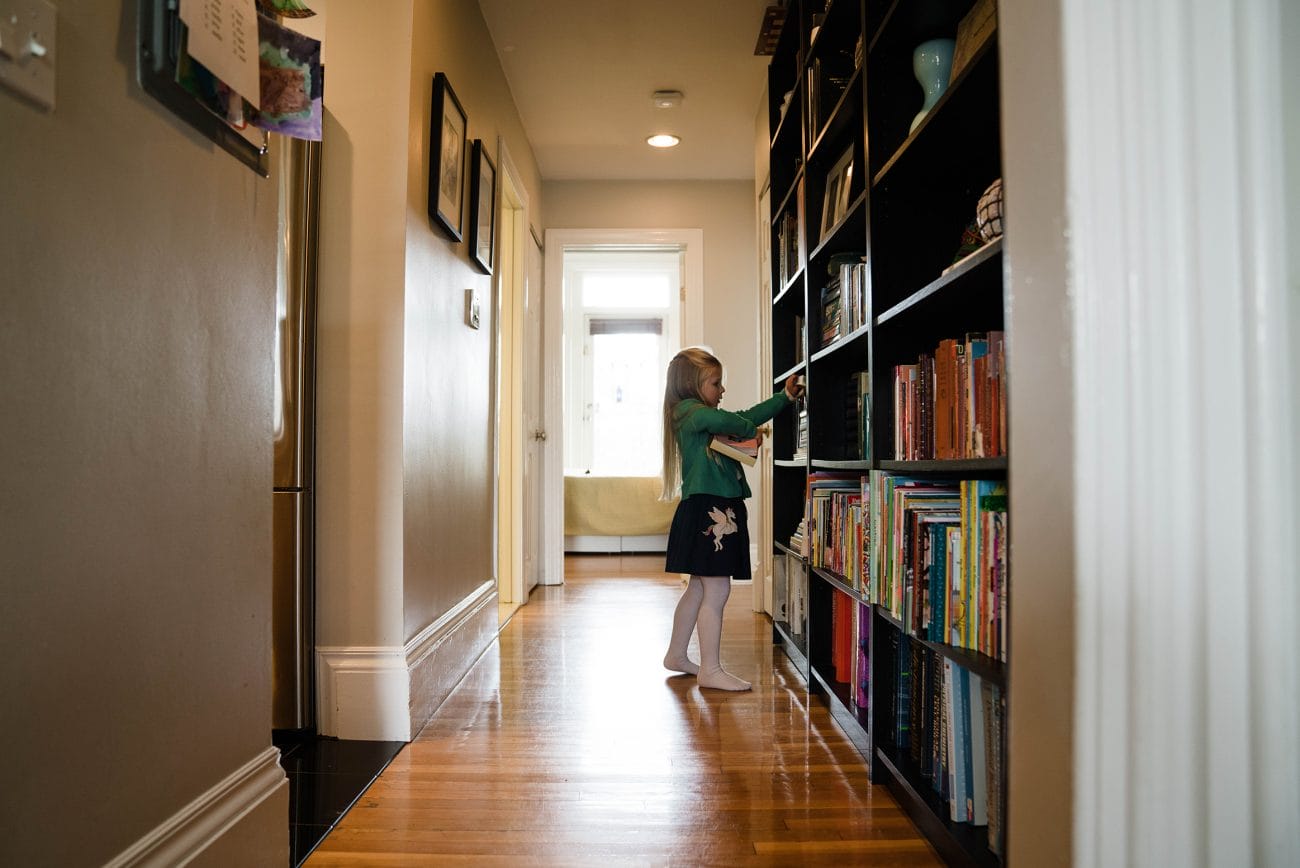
left=660, top=347, right=722, bottom=500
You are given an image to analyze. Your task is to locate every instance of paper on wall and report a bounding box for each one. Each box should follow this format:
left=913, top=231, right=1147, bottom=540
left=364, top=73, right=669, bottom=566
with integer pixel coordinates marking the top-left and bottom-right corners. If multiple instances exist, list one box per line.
left=179, top=0, right=261, bottom=109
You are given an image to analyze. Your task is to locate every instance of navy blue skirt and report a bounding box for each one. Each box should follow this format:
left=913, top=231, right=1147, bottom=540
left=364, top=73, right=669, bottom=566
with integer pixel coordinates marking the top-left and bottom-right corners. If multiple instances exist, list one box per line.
left=665, top=495, right=751, bottom=579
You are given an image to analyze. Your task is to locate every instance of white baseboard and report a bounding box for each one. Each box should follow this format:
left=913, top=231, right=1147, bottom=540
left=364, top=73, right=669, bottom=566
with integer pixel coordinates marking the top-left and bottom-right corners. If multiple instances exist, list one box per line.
left=407, top=581, right=498, bottom=734
left=317, top=582, right=499, bottom=742
left=565, top=534, right=667, bottom=553
left=316, top=646, right=411, bottom=742
left=104, top=747, right=286, bottom=867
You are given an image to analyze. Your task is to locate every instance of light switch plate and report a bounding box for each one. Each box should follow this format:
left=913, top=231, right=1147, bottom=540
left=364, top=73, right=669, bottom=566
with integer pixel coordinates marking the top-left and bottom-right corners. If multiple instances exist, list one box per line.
left=0, top=0, right=56, bottom=110
left=465, top=288, right=481, bottom=329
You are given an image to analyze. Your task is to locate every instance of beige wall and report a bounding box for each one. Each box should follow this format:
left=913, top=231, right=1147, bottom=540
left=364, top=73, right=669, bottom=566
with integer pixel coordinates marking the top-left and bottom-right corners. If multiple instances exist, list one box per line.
left=0, top=3, right=284, bottom=865
left=403, top=0, right=542, bottom=632
left=315, top=2, right=414, bottom=652
left=314, top=0, right=542, bottom=734
left=544, top=181, right=762, bottom=402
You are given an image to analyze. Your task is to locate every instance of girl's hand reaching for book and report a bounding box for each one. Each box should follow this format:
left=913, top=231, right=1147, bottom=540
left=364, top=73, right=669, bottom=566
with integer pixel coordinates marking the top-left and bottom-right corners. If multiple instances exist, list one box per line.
left=784, top=374, right=805, bottom=401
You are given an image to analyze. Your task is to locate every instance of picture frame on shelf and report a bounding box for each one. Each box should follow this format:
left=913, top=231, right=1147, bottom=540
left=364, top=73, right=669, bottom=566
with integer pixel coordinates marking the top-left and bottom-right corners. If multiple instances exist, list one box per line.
left=468, top=139, right=497, bottom=275
left=428, top=72, right=468, bottom=241
left=820, top=147, right=854, bottom=240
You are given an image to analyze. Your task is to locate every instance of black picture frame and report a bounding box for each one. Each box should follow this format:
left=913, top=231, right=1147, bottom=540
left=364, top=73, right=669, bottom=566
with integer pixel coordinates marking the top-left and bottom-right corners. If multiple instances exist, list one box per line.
left=468, top=140, right=497, bottom=275
left=820, top=146, right=854, bottom=240
left=428, top=73, right=468, bottom=241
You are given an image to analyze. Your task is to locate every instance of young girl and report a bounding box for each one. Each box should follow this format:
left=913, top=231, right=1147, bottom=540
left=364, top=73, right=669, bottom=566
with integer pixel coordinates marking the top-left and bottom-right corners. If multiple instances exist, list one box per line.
left=660, top=347, right=804, bottom=690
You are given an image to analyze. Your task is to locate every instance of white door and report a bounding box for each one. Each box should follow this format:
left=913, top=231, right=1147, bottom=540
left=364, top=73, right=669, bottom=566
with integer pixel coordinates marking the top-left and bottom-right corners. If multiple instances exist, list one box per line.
left=522, top=227, right=544, bottom=592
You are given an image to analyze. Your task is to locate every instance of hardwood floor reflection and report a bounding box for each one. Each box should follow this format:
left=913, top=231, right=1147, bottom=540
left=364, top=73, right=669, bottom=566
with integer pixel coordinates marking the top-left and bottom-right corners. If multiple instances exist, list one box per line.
left=307, top=555, right=942, bottom=865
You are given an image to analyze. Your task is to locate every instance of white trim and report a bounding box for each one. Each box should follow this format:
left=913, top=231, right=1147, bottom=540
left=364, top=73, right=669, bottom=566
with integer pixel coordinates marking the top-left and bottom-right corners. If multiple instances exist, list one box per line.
left=104, top=748, right=285, bottom=867
left=755, top=179, right=773, bottom=614
left=405, top=580, right=497, bottom=668
left=316, top=645, right=410, bottom=741
left=563, top=534, right=667, bottom=553
left=317, top=582, right=498, bottom=741
left=1065, top=0, right=1299, bottom=864
left=493, top=137, right=532, bottom=606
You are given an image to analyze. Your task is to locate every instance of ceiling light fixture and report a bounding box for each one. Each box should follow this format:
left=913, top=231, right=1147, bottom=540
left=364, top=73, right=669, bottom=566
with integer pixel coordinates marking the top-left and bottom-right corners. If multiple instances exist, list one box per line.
left=646, top=134, right=681, bottom=148
left=652, top=90, right=683, bottom=109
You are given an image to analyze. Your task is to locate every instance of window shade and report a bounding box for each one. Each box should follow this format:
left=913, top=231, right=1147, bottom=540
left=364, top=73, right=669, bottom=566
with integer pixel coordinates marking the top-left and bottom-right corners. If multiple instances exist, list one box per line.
left=588, top=318, right=663, bottom=335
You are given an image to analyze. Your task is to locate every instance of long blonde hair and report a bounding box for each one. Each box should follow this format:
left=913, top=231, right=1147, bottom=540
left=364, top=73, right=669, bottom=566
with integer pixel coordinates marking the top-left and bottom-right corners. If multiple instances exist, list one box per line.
left=660, top=347, right=722, bottom=500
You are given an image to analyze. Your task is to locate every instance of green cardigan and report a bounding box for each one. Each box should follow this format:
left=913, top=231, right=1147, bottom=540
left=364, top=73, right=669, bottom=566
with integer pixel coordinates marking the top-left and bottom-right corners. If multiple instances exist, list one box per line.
left=674, top=391, right=792, bottom=499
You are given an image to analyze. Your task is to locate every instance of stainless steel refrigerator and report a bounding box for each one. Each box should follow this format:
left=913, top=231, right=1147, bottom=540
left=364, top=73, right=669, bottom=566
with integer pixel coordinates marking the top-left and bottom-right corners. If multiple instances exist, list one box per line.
left=272, top=137, right=321, bottom=732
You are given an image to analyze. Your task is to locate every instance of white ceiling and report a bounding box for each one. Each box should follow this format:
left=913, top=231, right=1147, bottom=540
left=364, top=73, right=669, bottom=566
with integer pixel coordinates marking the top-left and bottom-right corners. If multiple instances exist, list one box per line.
left=476, top=0, right=773, bottom=182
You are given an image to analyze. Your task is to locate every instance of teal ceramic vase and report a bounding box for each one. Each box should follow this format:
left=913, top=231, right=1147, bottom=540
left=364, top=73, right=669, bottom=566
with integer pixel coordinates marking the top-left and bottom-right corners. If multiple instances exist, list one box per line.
left=909, top=37, right=956, bottom=133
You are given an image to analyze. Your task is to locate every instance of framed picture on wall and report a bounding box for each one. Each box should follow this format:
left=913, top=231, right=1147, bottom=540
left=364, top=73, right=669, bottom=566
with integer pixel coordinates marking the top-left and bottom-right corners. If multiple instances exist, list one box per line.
left=428, top=72, right=468, bottom=241
left=468, top=139, right=497, bottom=274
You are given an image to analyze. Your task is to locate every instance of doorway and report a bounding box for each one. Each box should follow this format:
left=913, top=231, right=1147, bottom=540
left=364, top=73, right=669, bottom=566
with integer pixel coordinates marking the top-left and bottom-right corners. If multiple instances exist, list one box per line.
left=541, top=229, right=705, bottom=574
left=494, top=140, right=533, bottom=624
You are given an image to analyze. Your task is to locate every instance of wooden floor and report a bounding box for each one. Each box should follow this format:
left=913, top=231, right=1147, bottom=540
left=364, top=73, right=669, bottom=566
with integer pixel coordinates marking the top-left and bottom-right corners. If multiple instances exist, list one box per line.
left=307, top=555, right=942, bottom=866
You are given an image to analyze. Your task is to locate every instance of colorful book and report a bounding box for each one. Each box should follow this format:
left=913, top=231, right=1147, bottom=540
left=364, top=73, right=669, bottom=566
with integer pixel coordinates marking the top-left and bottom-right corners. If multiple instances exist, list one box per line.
left=709, top=434, right=759, bottom=466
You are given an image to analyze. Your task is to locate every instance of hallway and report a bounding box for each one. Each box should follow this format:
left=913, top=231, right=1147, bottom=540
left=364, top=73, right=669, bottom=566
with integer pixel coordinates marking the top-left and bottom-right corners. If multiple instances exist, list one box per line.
left=305, top=556, right=941, bottom=865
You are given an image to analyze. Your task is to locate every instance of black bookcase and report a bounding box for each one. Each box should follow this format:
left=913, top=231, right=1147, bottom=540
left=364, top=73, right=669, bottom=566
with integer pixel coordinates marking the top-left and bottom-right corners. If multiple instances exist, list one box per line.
left=764, top=2, right=1008, bottom=865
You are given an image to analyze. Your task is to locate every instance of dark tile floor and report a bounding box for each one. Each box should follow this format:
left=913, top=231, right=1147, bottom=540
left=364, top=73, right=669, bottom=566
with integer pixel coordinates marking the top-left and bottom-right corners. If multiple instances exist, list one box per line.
left=274, top=732, right=405, bottom=866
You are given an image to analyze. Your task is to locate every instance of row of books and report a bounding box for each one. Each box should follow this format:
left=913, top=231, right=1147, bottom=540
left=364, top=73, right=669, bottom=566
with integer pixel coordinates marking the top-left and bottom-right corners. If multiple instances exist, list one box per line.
left=787, top=375, right=869, bottom=462
left=844, top=371, right=870, bottom=461
left=869, top=475, right=1008, bottom=661
left=774, top=547, right=809, bottom=638
left=792, top=402, right=809, bottom=460
left=818, top=257, right=868, bottom=348
left=776, top=210, right=800, bottom=289
left=892, top=331, right=1006, bottom=460
left=799, top=470, right=1008, bottom=661
left=885, top=634, right=1005, bottom=853
left=828, top=589, right=871, bottom=710
left=803, top=472, right=868, bottom=588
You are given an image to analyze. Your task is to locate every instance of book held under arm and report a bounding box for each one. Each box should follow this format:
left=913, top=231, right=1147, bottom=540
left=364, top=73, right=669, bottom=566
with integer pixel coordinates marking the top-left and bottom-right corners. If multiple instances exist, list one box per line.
left=710, top=434, right=761, bottom=466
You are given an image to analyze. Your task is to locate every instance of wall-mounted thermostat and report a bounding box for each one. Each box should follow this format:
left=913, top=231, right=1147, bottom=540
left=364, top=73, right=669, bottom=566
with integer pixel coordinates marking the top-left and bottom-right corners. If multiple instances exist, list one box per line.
left=465, top=288, right=481, bottom=329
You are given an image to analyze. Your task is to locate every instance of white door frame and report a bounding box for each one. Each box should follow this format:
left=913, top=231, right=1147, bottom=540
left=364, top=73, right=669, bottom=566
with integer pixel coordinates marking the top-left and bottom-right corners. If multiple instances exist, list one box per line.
left=754, top=180, right=773, bottom=614
left=492, top=138, right=530, bottom=608
left=540, top=228, right=705, bottom=584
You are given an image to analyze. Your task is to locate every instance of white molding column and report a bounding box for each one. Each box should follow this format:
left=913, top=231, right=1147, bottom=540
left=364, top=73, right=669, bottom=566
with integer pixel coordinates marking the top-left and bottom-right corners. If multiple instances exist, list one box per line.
left=1063, top=0, right=1300, bottom=865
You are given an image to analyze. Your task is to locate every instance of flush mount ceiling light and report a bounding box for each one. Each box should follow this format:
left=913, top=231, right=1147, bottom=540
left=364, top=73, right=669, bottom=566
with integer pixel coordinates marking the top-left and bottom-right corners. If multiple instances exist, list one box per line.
left=646, top=134, right=682, bottom=148
left=652, top=89, right=683, bottom=109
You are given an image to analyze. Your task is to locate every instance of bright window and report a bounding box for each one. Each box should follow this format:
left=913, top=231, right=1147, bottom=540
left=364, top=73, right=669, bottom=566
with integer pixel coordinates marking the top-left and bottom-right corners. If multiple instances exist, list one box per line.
left=564, top=249, right=682, bottom=476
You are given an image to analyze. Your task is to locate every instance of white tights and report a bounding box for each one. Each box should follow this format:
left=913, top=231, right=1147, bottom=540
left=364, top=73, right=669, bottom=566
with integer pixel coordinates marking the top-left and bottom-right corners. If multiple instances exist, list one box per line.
left=663, top=575, right=752, bottom=691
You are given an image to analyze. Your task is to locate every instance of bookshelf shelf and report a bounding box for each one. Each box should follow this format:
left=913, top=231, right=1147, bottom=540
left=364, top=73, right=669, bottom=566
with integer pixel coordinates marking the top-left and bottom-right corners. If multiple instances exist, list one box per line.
left=809, top=68, right=863, bottom=160
left=809, top=458, right=871, bottom=471
left=873, top=605, right=1006, bottom=688
left=875, top=746, right=1000, bottom=868
left=810, top=666, right=871, bottom=756
left=763, top=3, right=1009, bottom=864
left=774, top=540, right=804, bottom=560
left=877, top=458, right=1007, bottom=475
left=809, top=319, right=869, bottom=364
left=876, top=238, right=1003, bottom=327
left=772, top=619, right=809, bottom=674
left=773, top=361, right=807, bottom=385
left=811, top=565, right=865, bottom=604
left=778, top=268, right=804, bottom=299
